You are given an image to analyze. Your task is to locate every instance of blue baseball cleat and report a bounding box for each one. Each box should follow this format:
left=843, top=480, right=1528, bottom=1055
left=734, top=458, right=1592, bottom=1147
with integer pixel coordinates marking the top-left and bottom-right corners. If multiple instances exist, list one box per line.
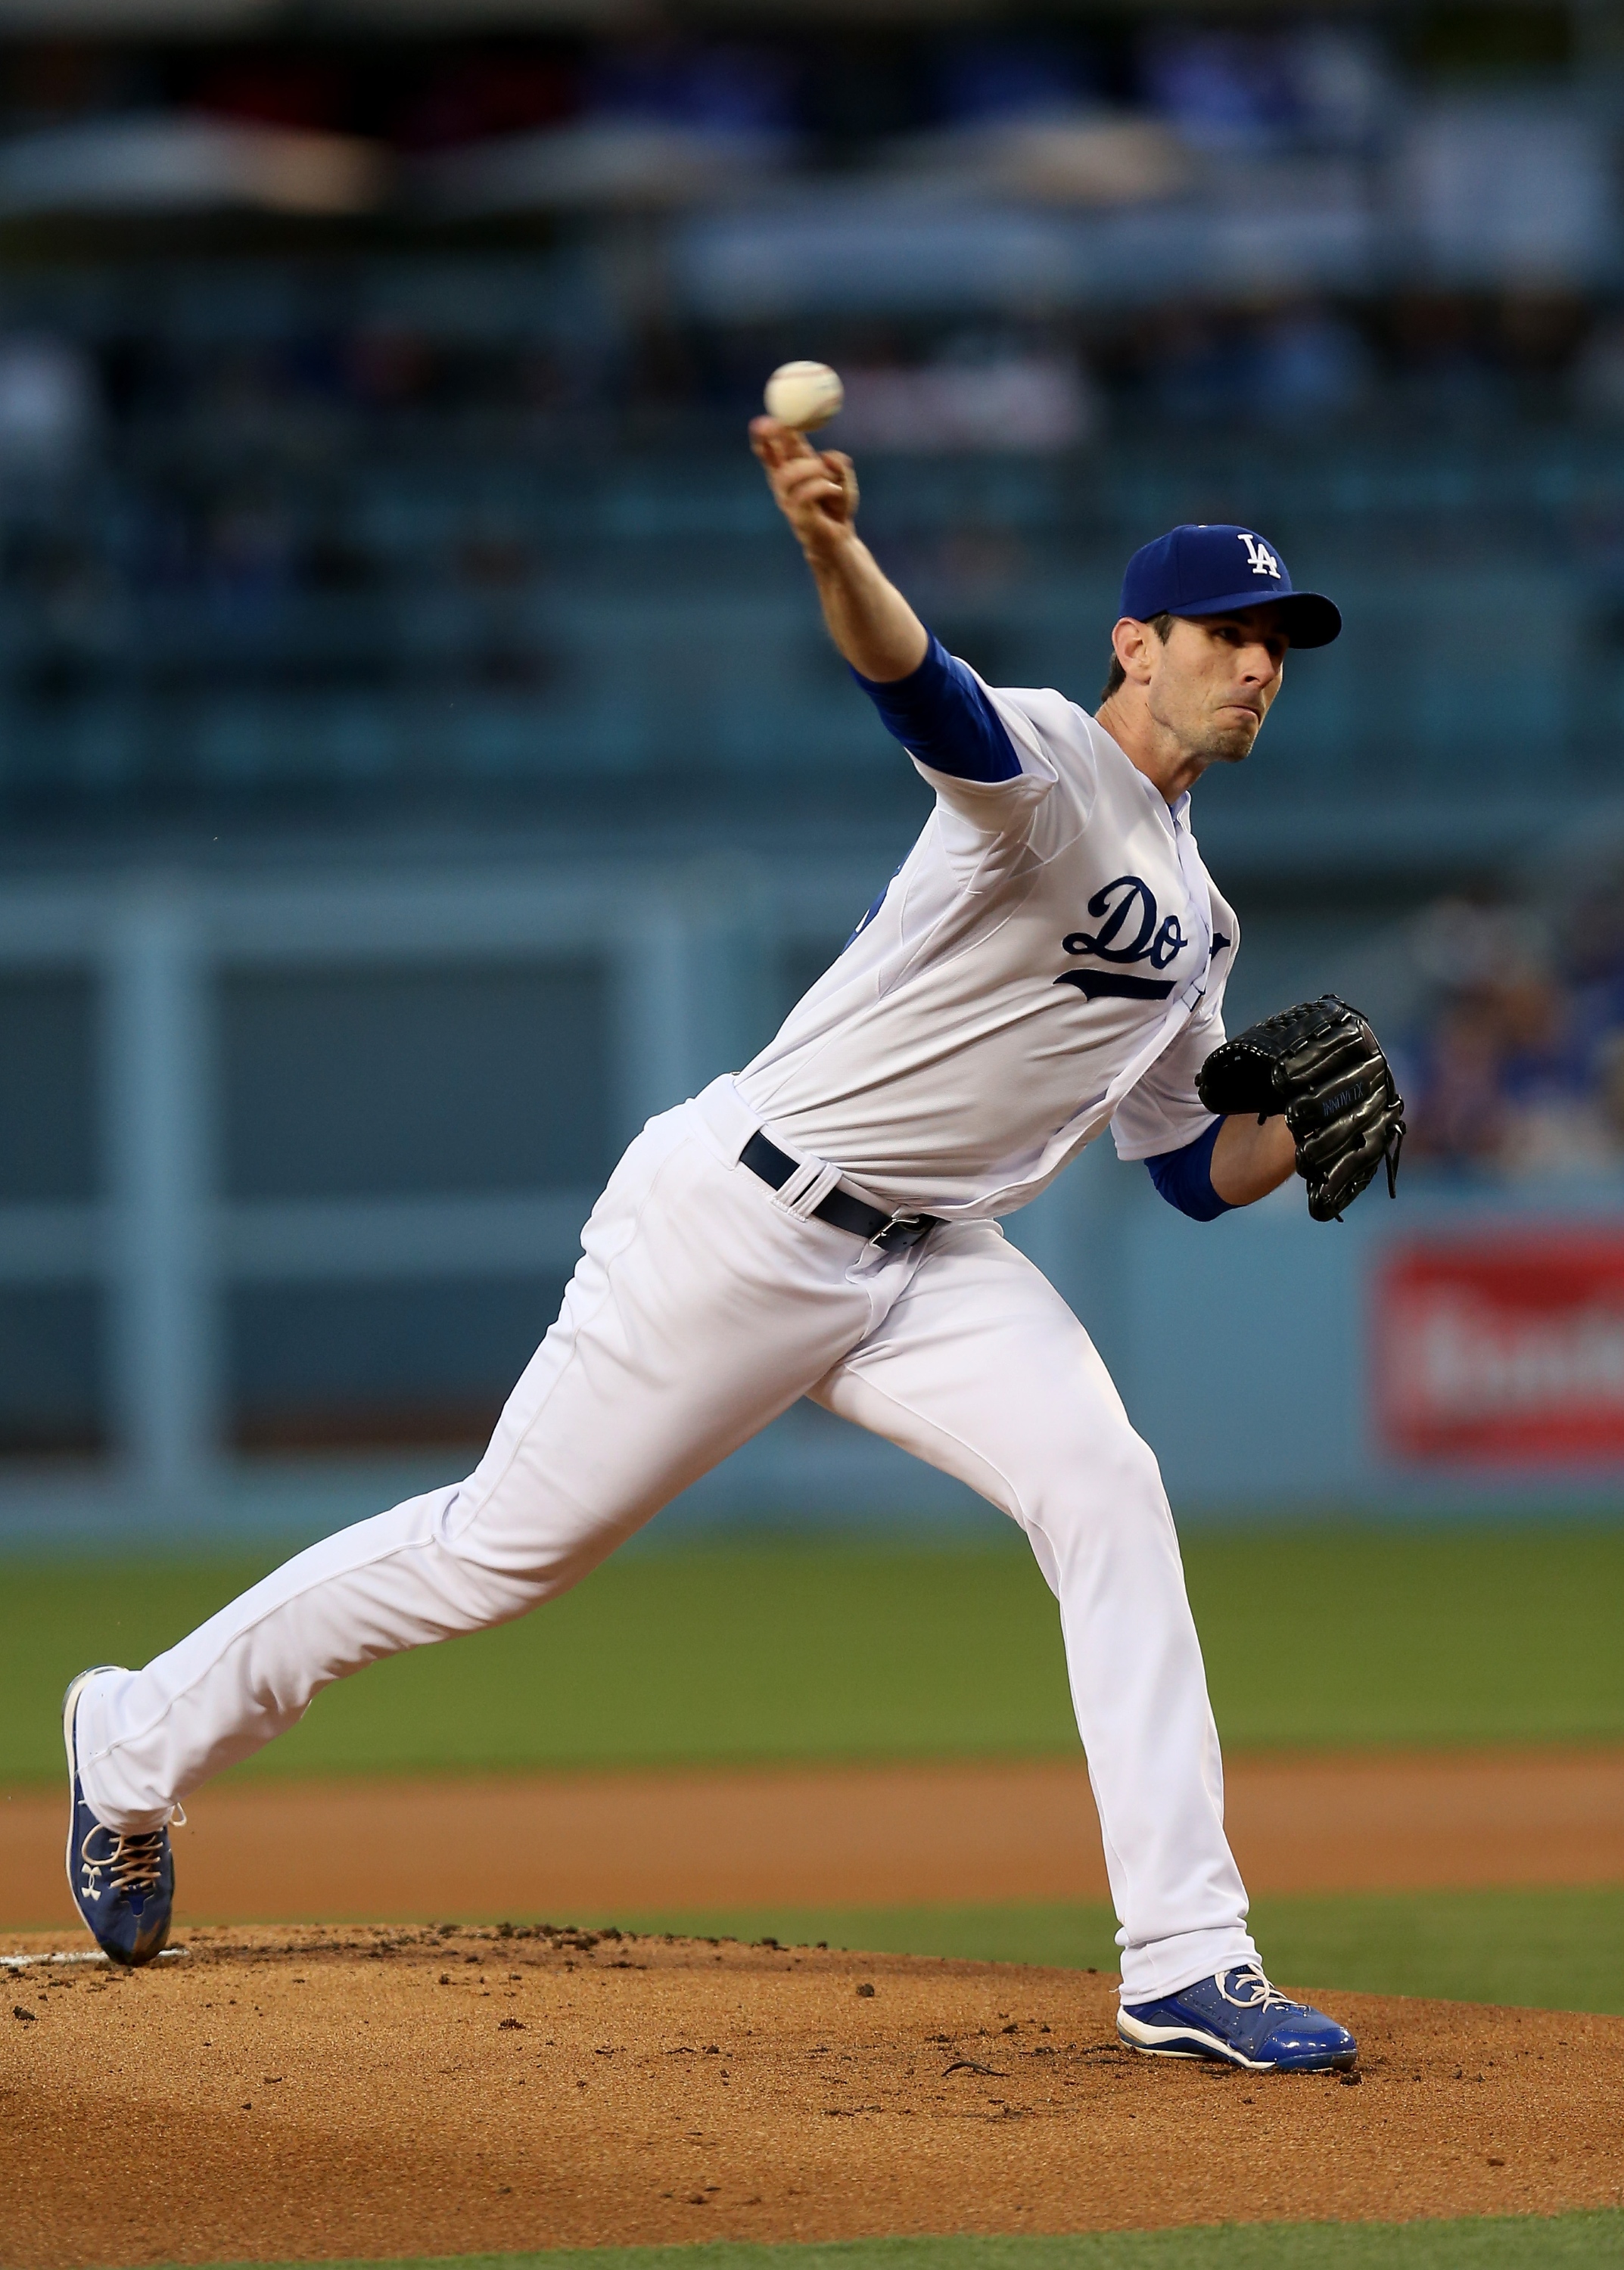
left=1118, top=1964, right=1357, bottom=2073
left=64, top=1668, right=179, bottom=1968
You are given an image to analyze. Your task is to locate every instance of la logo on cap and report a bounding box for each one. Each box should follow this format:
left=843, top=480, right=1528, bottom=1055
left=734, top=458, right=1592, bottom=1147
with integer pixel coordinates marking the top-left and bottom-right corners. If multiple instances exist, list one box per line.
left=1116, top=522, right=1341, bottom=645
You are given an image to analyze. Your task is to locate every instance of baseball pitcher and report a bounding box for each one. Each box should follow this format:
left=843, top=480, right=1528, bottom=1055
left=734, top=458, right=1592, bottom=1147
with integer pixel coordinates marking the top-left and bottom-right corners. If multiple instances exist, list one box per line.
left=63, top=412, right=1402, bottom=2076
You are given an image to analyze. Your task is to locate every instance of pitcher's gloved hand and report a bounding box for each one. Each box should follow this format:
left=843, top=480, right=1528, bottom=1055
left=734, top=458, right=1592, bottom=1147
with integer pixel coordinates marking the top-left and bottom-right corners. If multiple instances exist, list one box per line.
left=1196, top=994, right=1405, bottom=1223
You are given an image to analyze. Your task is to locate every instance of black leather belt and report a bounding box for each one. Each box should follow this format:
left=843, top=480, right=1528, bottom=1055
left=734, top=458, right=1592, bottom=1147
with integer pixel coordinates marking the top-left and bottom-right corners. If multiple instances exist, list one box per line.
left=739, top=1130, right=941, bottom=1253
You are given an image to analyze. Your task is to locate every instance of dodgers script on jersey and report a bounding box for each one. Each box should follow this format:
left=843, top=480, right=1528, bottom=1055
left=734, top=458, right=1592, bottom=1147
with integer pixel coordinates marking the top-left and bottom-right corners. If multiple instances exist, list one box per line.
left=737, top=665, right=1240, bottom=1218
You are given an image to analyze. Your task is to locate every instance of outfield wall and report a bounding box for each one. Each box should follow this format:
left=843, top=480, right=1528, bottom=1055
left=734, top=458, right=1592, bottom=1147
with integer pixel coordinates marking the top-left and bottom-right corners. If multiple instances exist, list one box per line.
left=2, top=1147, right=1619, bottom=1547
left=1069, top=1168, right=1624, bottom=1521
left=0, top=863, right=1619, bottom=1547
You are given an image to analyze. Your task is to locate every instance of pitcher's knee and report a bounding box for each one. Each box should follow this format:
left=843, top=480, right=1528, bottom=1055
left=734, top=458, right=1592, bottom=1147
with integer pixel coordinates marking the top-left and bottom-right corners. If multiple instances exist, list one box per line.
left=1023, top=1422, right=1174, bottom=1559
left=435, top=1486, right=623, bottom=1626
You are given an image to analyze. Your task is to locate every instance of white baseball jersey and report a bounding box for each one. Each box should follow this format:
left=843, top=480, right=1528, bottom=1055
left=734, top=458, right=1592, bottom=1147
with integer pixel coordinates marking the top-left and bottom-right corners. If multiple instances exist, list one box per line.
left=73, top=655, right=1264, bottom=2016
left=736, top=671, right=1240, bottom=1218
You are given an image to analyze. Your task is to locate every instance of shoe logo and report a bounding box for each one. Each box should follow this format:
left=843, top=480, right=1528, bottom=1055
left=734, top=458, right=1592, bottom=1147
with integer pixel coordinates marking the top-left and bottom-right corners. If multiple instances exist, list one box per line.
left=79, top=1824, right=167, bottom=1902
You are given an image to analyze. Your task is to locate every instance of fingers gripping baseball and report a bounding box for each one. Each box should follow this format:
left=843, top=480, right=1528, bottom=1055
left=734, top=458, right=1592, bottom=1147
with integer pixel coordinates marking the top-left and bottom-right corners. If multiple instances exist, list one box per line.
left=751, top=417, right=859, bottom=561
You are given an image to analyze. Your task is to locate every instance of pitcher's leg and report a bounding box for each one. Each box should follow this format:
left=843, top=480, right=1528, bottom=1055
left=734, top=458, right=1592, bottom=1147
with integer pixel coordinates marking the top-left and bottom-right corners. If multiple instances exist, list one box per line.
left=78, top=1112, right=878, bottom=1834
left=813, top=1223, right=1255, bottom=2003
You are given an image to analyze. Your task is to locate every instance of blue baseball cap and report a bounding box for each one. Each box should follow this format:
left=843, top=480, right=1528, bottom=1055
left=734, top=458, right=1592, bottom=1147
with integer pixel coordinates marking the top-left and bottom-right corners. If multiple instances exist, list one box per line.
left=1120, top=523, right=1341, bottom=648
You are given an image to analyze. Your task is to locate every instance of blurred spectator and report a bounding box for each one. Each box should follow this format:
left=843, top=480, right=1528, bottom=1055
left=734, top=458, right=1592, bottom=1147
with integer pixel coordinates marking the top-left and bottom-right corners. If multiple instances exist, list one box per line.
left=1386, top=294, right=1506, bottom=416
left=204, top=493, right=296, bottom=620
left=1138, top=23, right=1389, bottom=154
left=929, top=36, right=1094, bottom=127
left=1138, top=313, right=1252, bottom=423
left=421, top=39, right=803, bottom=217
left=0, top=335, right=98, bottom=474
left=1140, top=30, right=1295, bottom=149
left=394, top=50, right=578, bottom=151
left=1406, top=894, right=1624, bottom=1180
left=1496, top=291, right=1587, bottom=383
left=188, top=53, right=352, bottom=135
left=1285, top=26, right=1392, bottom=151
left=1251, top=306, right=1373, bottom=419
left=1394, top=100, right=1617, bottom=288
left=1408, top=989, right=1510, bottom=1168
left=838, top=338, right=1097, bottom=453
left=1493, top=968, right=1613, bottom=1177
left=346, top=327, right=438, bottom=412
left=1136, top=305, right=1369, bottom=426
left=583, top=40, right=799, bottom=138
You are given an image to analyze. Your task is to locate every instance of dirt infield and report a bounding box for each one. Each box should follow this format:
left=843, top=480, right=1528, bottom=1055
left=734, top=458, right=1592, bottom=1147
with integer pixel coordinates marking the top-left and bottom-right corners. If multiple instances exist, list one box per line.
left=7, top=1748, right=1623, bottom=1930
left=4, top=1925, right=1622, bottom=2266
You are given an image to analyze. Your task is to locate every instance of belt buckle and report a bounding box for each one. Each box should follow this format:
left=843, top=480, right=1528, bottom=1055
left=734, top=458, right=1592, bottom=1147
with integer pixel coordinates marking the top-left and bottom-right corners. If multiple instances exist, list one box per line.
left=875, top=1211, right=926, bottom=1255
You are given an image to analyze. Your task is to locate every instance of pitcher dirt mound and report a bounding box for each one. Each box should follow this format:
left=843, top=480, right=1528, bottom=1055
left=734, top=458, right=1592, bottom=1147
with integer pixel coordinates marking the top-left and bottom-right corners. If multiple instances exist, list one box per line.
left=5, top=1924, right=1621, bottom=2267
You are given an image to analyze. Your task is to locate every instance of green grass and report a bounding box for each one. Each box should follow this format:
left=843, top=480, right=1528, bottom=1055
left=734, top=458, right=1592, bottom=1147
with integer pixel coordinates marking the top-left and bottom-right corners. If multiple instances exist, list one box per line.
left=4, top=1528, right=1624, bottom=1786
left=570, top=1886, right=1624, bottom=2017
left=145, top=2212, right=1624, bottom=2268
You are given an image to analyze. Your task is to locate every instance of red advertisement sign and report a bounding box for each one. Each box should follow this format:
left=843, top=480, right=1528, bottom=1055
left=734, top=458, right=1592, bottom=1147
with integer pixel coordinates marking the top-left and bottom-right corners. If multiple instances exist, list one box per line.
left=1376, top=1234, right=1624, bottom=1463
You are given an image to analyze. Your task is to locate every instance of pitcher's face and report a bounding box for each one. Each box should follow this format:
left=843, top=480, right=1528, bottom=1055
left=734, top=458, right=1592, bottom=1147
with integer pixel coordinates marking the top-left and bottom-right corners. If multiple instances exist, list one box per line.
left=1146, top=608, right=1290, bottom=767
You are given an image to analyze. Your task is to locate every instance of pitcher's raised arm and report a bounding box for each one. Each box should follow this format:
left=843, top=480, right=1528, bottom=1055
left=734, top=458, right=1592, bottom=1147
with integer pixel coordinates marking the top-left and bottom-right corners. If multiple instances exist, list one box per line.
left=750, top=414, right=926, bottom=684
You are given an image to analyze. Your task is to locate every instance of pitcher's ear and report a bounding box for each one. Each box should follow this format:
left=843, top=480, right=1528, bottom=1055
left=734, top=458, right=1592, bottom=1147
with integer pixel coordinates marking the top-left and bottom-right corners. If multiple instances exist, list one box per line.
left=1109, top=617, right=1160, bottom=687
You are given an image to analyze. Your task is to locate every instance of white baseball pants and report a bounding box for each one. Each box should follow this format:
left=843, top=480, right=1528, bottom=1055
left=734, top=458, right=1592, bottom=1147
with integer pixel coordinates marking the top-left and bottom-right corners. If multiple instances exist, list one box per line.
left=76, top=1077, right=1256, bottom=2002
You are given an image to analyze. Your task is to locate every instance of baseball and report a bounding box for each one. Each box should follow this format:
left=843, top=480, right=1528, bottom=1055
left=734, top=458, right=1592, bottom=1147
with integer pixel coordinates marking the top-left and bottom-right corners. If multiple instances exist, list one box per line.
left=764, top=360, right=844, bottom=432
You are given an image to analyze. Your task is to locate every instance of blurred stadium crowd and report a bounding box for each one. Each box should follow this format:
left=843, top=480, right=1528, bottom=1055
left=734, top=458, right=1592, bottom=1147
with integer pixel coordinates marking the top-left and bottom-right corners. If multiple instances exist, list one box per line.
left=0, top=9, right=1615, bottom=782
left=0, top=11, right=1618, bottom=431
left=0, top=6, right=1619, bottom=1189
left=0, top=2, right=1622, bottom=1485
left=1405, top=882, right=1624, bottom=1180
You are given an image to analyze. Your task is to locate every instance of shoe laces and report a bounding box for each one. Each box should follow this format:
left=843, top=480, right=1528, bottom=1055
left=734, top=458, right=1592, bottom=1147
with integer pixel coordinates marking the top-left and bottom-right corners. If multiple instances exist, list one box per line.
left=1215, top=1964, right=1299, bottom=2014
left=79, top=1806, right=184, bottom=1899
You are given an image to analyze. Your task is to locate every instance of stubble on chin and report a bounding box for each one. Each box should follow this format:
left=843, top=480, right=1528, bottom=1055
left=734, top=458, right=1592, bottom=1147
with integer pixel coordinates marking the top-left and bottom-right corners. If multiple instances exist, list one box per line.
left=1198, top=720, right=1258, bottom=767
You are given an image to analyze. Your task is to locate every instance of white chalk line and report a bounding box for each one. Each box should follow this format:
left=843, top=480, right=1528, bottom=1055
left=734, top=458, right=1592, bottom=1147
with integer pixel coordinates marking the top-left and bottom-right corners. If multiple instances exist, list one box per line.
left=3, top=1945, right=191, bottom=1971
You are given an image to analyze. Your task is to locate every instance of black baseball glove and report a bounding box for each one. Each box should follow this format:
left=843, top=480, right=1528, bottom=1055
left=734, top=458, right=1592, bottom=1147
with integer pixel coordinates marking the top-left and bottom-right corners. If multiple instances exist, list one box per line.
left=1195, top=994, right=1405, bottom=1223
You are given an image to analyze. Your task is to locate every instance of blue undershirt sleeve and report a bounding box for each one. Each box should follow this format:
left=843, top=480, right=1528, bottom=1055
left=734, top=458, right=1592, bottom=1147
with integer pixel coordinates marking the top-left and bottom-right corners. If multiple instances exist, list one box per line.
left=849, top=634, right=1022, bottom=783
left=1144, top=1118, right=1235, bottom=1222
